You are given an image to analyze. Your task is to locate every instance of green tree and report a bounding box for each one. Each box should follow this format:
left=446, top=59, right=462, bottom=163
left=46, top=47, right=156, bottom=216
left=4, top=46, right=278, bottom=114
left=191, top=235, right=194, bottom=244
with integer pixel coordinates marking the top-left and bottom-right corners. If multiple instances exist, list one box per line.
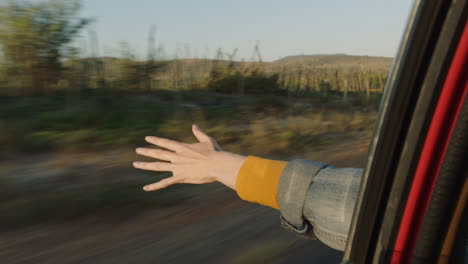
left=0, top=0, right=90, bottom=94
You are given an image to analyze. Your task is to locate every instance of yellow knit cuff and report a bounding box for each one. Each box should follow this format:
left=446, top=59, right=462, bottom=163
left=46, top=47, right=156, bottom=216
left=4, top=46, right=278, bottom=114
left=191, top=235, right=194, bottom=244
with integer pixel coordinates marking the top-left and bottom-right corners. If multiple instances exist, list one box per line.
left=236, top=156, right=287, bottom=210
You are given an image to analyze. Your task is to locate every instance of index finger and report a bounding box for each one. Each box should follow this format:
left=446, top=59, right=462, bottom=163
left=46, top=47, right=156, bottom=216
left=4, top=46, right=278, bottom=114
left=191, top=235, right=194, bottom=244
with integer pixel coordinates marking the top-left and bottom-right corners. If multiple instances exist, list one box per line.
left=145, top=136, right=187, bottom=153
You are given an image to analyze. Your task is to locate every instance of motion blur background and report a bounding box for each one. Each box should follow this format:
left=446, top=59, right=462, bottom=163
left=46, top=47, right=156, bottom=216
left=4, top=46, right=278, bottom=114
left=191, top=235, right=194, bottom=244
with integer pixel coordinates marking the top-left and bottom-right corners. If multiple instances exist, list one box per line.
left=0, top=0, right=412, bottom=263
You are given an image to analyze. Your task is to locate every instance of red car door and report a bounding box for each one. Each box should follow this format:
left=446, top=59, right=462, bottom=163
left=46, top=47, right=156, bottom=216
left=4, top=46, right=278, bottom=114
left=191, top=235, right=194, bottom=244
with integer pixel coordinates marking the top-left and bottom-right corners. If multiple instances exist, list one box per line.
left=342, top=0, right=468, bottom=263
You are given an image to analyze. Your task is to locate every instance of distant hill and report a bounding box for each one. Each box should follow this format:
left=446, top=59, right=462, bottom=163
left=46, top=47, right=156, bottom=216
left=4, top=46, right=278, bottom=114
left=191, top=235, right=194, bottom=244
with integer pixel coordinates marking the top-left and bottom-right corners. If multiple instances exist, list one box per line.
left=74, top=54, right=393, bottom=72
left=69, top=53, right=393, bottom=85
left=272, top=54, right=393, bottom=71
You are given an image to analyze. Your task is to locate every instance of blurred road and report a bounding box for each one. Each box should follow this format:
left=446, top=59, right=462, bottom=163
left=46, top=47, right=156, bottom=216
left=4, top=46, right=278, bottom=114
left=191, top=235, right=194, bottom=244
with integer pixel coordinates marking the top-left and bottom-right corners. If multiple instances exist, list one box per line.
left=0, top=138, right=369, bottom=264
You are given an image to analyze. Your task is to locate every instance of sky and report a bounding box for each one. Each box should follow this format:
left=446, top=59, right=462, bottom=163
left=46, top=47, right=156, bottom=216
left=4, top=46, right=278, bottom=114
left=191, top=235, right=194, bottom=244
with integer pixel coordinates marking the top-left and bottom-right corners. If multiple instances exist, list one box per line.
left=78, top=0, right=415, bottom=62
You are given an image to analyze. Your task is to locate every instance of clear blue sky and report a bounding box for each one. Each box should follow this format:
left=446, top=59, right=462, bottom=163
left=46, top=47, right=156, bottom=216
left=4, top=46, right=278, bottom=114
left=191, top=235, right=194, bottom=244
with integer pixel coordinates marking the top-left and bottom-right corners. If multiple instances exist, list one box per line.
left=78, top=0, right=414, bottom=61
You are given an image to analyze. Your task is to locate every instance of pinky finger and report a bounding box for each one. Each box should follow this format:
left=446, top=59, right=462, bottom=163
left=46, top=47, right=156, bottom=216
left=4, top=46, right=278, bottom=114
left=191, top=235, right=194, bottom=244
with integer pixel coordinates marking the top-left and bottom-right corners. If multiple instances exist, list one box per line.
left=143, top=176, right=181, bottom=191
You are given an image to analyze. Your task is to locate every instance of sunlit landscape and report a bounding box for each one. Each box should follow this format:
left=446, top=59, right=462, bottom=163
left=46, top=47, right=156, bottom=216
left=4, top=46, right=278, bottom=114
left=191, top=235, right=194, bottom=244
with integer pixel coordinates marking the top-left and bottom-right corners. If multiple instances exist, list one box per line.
left=0, top=0, right=412, bottom=263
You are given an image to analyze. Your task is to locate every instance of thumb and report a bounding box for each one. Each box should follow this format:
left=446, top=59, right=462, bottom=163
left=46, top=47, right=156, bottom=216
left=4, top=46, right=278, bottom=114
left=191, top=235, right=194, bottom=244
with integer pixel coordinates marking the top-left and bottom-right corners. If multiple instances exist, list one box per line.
left=192, top=124, right=211, bottom=143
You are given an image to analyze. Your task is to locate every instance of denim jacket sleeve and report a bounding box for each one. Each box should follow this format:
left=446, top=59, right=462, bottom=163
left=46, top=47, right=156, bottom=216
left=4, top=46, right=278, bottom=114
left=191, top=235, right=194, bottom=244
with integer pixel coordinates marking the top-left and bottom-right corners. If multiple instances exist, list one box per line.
left=277, top=159, right=363, bottom=251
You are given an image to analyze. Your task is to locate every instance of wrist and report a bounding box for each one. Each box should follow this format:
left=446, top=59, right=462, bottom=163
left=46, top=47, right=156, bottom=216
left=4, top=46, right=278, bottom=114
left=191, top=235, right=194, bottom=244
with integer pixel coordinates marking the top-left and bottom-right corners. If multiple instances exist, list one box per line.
left=212, top=151, right=246, bottom=190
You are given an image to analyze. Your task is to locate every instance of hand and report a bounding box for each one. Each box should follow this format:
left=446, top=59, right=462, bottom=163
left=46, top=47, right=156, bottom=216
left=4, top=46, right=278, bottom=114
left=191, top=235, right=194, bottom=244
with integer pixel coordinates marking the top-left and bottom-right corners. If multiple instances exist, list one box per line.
left=133, top=124, right=246, bottom=191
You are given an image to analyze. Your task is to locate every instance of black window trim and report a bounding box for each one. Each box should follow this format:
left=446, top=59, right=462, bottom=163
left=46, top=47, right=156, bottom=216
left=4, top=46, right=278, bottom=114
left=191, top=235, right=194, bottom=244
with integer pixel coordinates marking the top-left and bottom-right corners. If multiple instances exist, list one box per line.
left=342, top=0, right=468, bottom=263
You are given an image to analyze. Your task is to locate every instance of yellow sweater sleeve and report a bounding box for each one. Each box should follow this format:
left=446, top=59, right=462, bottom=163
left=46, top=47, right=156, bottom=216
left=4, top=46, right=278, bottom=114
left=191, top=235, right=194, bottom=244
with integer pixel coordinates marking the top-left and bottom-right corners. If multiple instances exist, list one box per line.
left=235, top=156, right=287, bottom=210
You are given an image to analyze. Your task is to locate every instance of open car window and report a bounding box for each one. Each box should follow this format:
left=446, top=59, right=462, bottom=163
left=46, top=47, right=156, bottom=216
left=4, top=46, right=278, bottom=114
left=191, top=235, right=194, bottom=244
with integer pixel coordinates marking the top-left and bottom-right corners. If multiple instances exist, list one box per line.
left=3, top=1, right=454, bottom=263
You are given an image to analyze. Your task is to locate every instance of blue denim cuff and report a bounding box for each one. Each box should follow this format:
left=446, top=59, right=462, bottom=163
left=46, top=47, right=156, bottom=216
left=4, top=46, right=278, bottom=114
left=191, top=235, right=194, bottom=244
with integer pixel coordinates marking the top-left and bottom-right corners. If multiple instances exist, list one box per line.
left=279, top=214, right=316, bottom=240
left=278, top=159, right=329, bottom=227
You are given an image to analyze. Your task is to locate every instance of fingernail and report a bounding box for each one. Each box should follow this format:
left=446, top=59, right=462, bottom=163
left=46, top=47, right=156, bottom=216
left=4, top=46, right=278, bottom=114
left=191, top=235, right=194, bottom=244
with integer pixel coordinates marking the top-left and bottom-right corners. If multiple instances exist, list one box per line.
left=133, top=161, right=140, bottom=166
left=146, top=136, right=157, bottom=141
left=143, top=186, right=151, bottom=191
left=136, top=148, right=142, bottom=153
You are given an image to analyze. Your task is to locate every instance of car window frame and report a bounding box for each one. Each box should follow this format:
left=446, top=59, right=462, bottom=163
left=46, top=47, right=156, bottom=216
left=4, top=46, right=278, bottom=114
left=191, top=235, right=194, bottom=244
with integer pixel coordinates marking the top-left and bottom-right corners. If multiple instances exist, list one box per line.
left=342, top=0, right=468, bottom=263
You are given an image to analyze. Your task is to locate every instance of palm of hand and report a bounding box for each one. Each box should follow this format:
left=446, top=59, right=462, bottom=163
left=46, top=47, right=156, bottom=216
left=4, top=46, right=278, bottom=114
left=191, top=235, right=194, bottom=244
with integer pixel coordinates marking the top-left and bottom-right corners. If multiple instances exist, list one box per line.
left=133, top=124, right=224, bottom=191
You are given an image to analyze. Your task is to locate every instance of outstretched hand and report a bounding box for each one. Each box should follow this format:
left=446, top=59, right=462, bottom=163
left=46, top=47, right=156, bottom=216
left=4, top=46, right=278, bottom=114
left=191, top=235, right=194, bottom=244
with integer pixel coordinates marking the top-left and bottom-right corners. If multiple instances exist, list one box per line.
left=133, top=124, right=246, bottom=191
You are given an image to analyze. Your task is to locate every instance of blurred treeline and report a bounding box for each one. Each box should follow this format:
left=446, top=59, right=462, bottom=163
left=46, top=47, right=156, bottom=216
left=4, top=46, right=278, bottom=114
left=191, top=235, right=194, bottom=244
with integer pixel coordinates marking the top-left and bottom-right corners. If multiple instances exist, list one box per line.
left=0, top=0, right=390, bottom=160
left=0, top=0, right=391, bottom=99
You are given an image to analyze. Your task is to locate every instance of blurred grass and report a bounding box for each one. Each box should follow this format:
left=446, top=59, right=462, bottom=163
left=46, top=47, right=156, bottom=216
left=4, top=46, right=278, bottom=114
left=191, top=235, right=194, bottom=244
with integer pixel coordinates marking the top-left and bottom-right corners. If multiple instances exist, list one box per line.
left=0, top=89, right=378, bottom=156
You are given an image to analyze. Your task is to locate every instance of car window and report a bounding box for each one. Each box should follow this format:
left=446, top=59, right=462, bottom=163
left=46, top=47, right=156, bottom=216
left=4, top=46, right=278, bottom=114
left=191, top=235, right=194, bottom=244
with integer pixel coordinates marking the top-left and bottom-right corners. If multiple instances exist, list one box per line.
left=0, top=0, right=412, bottom=263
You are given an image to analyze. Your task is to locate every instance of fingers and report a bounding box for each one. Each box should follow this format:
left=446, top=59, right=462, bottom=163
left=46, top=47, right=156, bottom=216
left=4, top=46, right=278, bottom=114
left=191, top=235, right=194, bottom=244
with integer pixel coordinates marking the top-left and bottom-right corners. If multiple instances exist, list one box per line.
left=145, top=136, right=187, bottom=153
left=136, top=148, right=177, bottom=162
left=192, top=124, right=212, bottom=143
left=143, top=176, right=182, bottom=191
left=133, top=161, right=175, bottom=172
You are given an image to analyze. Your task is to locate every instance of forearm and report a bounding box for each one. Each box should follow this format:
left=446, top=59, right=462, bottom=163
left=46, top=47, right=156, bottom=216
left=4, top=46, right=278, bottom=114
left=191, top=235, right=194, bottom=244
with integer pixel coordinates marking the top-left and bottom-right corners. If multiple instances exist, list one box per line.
left=230, top=156, right=363, bottom=251
left=234, top=156, right=287, bottom=209
left=213, top=153, right=287, bottom=210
